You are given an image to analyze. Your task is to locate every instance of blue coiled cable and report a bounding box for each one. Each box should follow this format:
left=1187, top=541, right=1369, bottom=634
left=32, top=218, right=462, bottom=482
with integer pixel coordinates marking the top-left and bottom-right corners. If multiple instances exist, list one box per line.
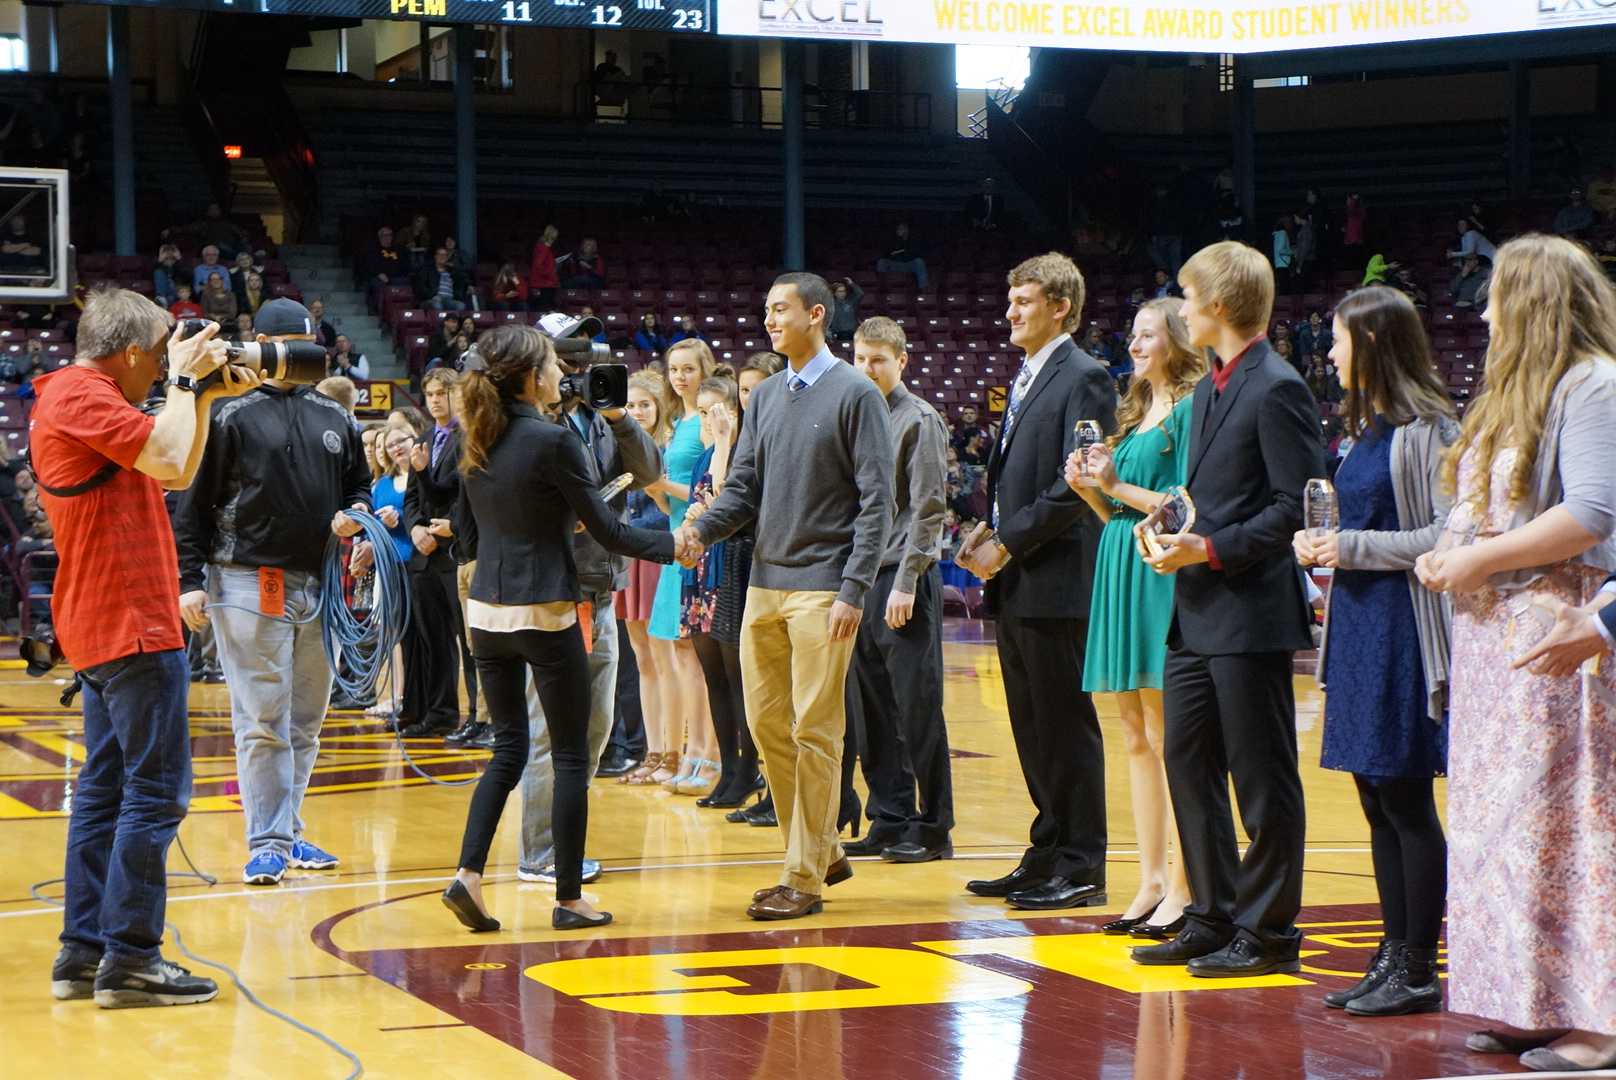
left=321, top=510, right=411, bottom=704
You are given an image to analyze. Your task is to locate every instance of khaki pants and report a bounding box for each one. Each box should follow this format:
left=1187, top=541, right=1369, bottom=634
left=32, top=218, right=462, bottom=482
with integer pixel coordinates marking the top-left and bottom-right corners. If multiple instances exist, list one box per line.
left=740, top=587, right=857, bottom=893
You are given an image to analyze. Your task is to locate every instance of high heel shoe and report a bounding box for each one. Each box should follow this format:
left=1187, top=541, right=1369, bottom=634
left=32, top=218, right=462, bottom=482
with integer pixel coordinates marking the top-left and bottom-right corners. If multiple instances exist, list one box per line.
left=442, top=879, right=500, bottom=933
left=837, top=794, right=862, bottom=839
left=675, top=760, right=720, bottom=796
left=1131, top=914, right=1187, bottom=940
left=702, top=771, right=762, bottom=809
left=553, top=906, right=613, bottom=931
left=1102, top=900, right=1162, bottom=935
left=631, top=751, right=677, bottom=786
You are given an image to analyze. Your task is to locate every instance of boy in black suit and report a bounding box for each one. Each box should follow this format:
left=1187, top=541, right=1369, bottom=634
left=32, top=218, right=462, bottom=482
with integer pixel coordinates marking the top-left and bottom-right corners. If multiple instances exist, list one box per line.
left=956, top=252, right=1118, bottom=910
left=1132, top=241, right=1323, bottom=976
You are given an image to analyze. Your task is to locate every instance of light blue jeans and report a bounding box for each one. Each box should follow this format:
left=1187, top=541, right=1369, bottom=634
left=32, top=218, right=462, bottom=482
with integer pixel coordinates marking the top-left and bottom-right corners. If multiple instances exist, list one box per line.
left=519, top=587, right=617, bottom=871
left=208, top=566, right=333, bottom=858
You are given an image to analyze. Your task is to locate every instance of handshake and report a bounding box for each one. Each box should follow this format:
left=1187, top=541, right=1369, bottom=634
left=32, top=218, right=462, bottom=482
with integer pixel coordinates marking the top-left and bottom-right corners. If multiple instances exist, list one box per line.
left=672, top=524, right=705, bottom=568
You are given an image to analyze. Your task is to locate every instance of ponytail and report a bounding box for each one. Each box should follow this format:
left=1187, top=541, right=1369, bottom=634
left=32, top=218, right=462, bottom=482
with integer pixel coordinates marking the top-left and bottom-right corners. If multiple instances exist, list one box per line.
left=458, top=369, right=507, bottom=475
left=456, top=323, right=555, bottom=475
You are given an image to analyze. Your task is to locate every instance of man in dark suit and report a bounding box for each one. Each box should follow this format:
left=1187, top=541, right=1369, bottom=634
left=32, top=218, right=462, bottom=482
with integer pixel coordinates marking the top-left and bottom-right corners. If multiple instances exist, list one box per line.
left=956, top=252, right=1119, bottom=910
left=1132, top=241, right=1323, bottom=977
left=401, top=367, right=477, bottom=740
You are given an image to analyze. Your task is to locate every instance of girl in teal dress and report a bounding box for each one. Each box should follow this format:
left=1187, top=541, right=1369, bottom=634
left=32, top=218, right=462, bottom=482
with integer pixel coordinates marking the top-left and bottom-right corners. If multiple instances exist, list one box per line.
left=644, top=340, right=719, bottom=793
left=1066, top=298, right=1204, bottom=938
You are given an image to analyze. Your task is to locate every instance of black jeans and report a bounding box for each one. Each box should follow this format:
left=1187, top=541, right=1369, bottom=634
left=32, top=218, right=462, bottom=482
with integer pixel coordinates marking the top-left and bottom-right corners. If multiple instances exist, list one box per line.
left=459, top=626, right=590, bottom=899
left=608, top=618, right=647, bottom=760
left=61, top=649, right=191, bottom=962
left=405, top=559, right=477, bottom=726
left=1356, top=775, right=1446, bottom=949
left=692, top=633, right=757, bottom=798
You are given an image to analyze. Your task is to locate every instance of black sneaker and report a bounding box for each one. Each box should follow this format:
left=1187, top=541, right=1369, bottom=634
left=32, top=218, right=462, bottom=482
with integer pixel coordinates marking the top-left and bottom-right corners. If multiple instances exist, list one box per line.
left=93, top=954, right=220, bottom=1009
left=51, top=943, right=102, bottom=1000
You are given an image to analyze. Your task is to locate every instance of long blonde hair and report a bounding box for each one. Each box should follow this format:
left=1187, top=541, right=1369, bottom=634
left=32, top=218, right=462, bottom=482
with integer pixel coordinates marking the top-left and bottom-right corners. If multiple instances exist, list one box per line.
left=628, top=368, right=676, bottom=446
left=665, top=338, right=716, bottom=418
left=1112, top=298, right=1205, bottom=443
left=1441, top=234, right=1616, bottom=509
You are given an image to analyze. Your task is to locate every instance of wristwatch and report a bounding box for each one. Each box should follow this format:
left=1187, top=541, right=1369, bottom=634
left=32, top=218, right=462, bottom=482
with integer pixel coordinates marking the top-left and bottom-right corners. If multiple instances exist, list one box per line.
left=168, top=372, right=199, bottom=393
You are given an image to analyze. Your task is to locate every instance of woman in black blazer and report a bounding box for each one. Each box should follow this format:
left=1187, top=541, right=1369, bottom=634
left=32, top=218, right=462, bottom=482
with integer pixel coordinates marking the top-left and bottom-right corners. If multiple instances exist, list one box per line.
left=441, top=324, right=676, bottom=933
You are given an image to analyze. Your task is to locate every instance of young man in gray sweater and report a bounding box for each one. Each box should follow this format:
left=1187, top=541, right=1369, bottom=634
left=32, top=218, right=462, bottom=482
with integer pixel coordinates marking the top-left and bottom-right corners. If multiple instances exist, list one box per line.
left=678, top=271, right=895, bottom=920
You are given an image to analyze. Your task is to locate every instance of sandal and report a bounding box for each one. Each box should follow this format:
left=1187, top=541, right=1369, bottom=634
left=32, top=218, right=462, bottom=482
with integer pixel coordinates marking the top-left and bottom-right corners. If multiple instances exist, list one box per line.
left=626, top=751, right=676, bottom=786
left=661, top=755, right=697, bottom=790
left=674, top=760, right=720, bottom=797
left=621, top=753, right=661, bottom=785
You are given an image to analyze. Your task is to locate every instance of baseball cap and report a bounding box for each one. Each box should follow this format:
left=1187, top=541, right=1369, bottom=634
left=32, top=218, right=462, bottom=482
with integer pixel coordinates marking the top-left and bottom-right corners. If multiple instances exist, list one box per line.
left=254, top=297, right=316, bottom=338
left=535, top=311, right=603, bottom=342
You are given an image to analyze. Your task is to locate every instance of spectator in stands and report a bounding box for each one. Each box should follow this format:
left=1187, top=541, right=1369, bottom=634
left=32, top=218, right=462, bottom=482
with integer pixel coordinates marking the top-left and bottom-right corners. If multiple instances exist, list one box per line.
left=634, top=312, right=670, bottom=354
left=241, top=272, right=266, bottom=317
left=593, top=50, right=629, bottom=108
left=1554, top=188, right=1597, bottom=239
left=316, top=375, right=358, bottom=416
left=430, top=333, right=471, bottom=372
left=201, top=271, right=237, bottom=324
left=579, top=305, right=608, bottom=343
left=191, top=203, right=247, bottom=257
left=1306, top=355, right=1343, bottom=405
left=21, top=337, right=43, bottom=381
left=329, top=335, right=370, bottom=381
left=952, top=403, right=989, bottom=455
left=229, top=251, right=263, bottom=305
left=1342, top=193, right=1367, bottom=250
left=1215, top=191, right=1245, bottom=241
left=414, top=246, right=474, bottom=312
left=876, top=223, right=928, bottom=288
left=1273, top=215, right=1296, bottom=292
left=362, top=226, right=409, bottom=311
left=529, top=226, right=560, bottom=309
left=1447, top=218, right=1496, bottom=266
left=670, top=315, right=705, bottom=345
left=427, top=313, right=462, bottom=364
left=1275, top=338, right=1305, bottom=377
left=1293, top=207, right=1316, bottom=285
left=231, top=313, right=254, bottom=343
left=958, top=430, right=989, bottom=467
left=828, top=277, right=864, bottom=343
left=561, top=237, right=606, bottom=290
left=492, top=263, right=526, bottom=312
left=168, top=284, right=202, bottom=321
left=1390, top=263, right=1429, bottom=307
left=967, top=177, right=1003, bottom=231
left=1150, top=268, right=1178, bottom=300
left=1080, top=325, right=1115, bottom=369
left=1295, top=310, right=1331, bottom=358
left=400, top=214, right=432, bottom=271
left=153, top=244, right=184, bottom=306
left=308, top=298, right=337, bottom=349
left=192, top=245, right=226, bottom=295
left=442, top=235, right=469, bottom=273
left=1451, top=255, right=1491, bottom=309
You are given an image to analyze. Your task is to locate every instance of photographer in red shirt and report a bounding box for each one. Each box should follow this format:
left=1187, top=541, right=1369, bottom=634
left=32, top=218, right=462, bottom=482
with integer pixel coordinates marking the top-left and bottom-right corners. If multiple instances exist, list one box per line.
left=31, top=288, right=258, bottom=1009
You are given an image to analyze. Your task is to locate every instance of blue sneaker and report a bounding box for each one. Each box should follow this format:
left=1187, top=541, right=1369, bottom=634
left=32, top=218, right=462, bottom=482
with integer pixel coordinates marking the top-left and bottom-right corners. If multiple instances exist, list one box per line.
left=288, top=839, right=340, bottom=870
left=516, top=858, right=601, bottom=885
left=243, top=850, right=286, bottom=886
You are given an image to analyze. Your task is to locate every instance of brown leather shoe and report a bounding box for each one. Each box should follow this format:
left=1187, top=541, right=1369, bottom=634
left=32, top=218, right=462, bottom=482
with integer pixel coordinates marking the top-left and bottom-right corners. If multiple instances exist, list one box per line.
left=747, top=887, right=823, bottom=921
left=825, top=857, right=852, bottom=888
left=752, top=883, right=785, bottom=902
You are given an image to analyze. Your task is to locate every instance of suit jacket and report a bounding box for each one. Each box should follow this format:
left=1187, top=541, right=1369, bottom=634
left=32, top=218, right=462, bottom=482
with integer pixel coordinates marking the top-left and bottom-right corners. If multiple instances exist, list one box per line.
left=462, top=403, right=673, bottom=607
left=1171, top=339, right=1323, bottom=655
left=984, top=338, right=1118, bottom=619
left=404, top=425, right=464, bottom=572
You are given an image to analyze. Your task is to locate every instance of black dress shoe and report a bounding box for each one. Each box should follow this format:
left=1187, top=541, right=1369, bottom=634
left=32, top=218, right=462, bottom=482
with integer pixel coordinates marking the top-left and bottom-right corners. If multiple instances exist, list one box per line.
left=1188, top=935, right=1300, bottom=978
left=743, top=803, right=778, bottom=828
left=1130, top=914, right=1187, bottom=940
left=1006, top=877, right=1107, bottom=911
left=442, top=880, right=499, bottom=932
left=843, top=833, right=902, bottom=857
left=725, top=806, right=752, bottom=823
left=444, top=719, right=480, bottom=746
left=1132, top=924, right=1233, bottom=966
left=553, top=906, right=613, bottom=931
left=1102, top=901, right=1161, bottom=935
left=401, top=718, right=456, bottom=739
left=1323, top=938, right=1400, bottom=1009
left=596, top=753, right=639, bottom=779
left=469, top=725, right=496, bottom=749
left=881, top=841, right=953, bottom=864
left=966, top=866, right=1049, bottom=898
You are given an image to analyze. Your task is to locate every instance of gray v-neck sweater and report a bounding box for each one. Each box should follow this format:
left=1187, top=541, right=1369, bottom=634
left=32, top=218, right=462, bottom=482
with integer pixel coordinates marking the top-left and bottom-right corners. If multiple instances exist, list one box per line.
left=693, top=360, right=894, bottom=607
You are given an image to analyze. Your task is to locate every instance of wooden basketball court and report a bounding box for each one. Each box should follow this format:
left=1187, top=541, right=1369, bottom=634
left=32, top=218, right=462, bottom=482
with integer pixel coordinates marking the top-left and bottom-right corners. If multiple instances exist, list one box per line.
left=0, top=632, right=1534, bottom=1078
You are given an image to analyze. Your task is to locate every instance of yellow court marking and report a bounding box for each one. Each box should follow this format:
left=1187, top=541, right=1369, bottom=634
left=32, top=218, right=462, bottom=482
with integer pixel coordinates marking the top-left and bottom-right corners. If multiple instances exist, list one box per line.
left=0, top=790, right=47, bottom=818
left=915, top=933, right=1319, bottom=993
left=527, top=946, right=1034, bottom=1016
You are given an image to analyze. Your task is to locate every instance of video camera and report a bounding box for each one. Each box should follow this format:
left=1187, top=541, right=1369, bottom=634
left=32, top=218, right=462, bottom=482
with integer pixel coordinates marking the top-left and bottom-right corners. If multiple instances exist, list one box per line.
left=178, top=319, right=329, bottom=388
left=540, top=313, right=627, bottom=410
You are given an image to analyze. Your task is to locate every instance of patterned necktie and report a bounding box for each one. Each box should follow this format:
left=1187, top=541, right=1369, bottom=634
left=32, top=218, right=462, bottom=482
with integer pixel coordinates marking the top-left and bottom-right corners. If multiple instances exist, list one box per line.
left=431, top=426, right=449, bottom=469
left=992, top=360, right=1036, bottom=528
left=789, top=374, right=807, bottom=393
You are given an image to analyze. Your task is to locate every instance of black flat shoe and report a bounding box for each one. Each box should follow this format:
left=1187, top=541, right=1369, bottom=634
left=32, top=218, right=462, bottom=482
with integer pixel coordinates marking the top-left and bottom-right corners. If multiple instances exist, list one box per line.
left=1130, top=914, right=1187, bottom=940
left=1102, top=900, right=1162, bottom=935
left=553, top=907, right=613, bottom=931
left=442, top=880, right=499, bottom=933
left=743, top=803, right=778, bottom=828
left=724, top=806, right=752, bottom=823
left=881, top=841, right=954, bottom=863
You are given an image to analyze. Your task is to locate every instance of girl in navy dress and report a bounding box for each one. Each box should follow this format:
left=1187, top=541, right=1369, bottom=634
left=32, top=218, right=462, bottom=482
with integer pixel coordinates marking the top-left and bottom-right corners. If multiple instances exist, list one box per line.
left=1293, top=286, right=1456, bottom=1017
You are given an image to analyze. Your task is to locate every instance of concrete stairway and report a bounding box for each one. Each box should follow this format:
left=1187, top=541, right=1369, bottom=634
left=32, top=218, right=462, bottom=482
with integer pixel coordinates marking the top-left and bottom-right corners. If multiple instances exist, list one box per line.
left=278, top=243, right=402, bottom=383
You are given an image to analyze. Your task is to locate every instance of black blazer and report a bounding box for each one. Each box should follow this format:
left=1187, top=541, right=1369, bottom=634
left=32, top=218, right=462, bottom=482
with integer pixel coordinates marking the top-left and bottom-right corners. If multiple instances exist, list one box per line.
left=463, top=404, right=674, bottom=607
left=1172, top=340, right=1323, bottom=655
left=404, top=426, right=463, bottom=572
left=984, top=338, right=1118, bottom=619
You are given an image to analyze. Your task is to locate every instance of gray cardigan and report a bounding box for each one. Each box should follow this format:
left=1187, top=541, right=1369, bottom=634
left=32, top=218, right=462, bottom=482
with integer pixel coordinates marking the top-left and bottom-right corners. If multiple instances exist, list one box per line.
left=1316, top=415, right=1459, bottom=722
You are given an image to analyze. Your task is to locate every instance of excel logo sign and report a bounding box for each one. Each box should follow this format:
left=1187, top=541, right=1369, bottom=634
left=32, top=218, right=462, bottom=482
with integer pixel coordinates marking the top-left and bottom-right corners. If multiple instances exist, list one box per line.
left=1537, top=0, right=1616, bottom=27
left=755, top=0, right=887, bottom=38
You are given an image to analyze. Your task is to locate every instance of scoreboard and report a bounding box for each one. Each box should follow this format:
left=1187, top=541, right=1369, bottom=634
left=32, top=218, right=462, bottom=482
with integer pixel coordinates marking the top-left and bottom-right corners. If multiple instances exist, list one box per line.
left=76, top=0, right=713, bottom=32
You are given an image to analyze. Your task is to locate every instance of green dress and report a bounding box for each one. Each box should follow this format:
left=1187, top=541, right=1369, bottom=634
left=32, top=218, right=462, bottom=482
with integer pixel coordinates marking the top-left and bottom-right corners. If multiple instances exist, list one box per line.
left=1084, top=395, right=1194, bottom=693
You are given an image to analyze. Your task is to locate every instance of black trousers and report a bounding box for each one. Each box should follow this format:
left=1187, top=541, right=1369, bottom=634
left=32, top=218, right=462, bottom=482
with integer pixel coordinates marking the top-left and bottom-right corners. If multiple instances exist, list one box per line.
left=1356, top=775, right=1446, bottom=950
left=458, top=625, right=590, bottom=899
left=998, top=612, right=1106, bottom=882
left=844, top=565, right=954, bottom=848
left=1163, top=647, right=1305, bottom=947
left=608, top=618, right=647, bottom=760
left=404, top=559, right=476, bottom=726
left=693, top=633, right=757, bottom=798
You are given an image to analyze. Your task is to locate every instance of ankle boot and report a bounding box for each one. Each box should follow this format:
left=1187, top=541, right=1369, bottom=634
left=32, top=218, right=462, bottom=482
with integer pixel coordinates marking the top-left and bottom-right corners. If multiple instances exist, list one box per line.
left=1346, top=944, right=1443, bottom=1017
left=1323, top=938, right=1401, bottom=1009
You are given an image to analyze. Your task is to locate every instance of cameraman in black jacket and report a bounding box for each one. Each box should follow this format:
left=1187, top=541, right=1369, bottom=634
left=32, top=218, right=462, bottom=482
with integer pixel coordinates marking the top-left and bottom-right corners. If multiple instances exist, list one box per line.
left=174, top=298, right=373, bottom=889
